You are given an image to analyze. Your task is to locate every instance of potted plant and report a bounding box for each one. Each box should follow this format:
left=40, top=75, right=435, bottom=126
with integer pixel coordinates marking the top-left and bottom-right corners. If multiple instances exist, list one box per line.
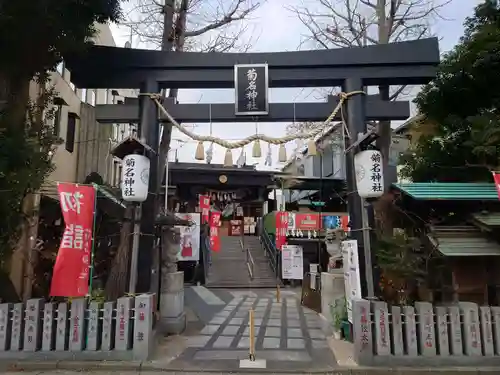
left=329, top=298, right=347, bottom=340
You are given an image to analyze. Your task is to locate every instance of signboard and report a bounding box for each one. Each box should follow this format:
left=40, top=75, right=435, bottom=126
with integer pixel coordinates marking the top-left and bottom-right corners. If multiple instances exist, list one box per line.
left=50, top=183, right=96, bottom=297
left=281, top=244, right=304, bottom=280
left=342, top=240, right=362, bottom=323
left=175, top=213, right=200, bottom=261
left=234, top=63, right=269, bottom=115
left=121, top=154, right=150, bottom=202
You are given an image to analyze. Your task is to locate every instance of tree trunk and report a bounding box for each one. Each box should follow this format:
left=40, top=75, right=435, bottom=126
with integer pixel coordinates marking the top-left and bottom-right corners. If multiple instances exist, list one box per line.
left=104, top=206, right=133, bottom=300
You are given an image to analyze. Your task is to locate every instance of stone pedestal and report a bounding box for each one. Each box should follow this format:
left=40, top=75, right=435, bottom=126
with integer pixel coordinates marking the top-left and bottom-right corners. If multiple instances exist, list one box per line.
left=160, top=271, right=186, bottom=334
left=320, top=271, right=345, bottom=325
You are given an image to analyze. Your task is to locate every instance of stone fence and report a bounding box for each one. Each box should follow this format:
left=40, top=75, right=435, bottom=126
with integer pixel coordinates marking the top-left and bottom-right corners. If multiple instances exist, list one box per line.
left=0, top=293, right=155, bottom=361
left=352, top=299, right=500, bottom=366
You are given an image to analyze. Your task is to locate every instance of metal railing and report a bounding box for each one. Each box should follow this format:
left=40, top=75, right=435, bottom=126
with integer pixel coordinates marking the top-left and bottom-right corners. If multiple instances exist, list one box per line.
left=260, top=227, right=280, bottom=279
left=246, top=248, right=255, bottom=279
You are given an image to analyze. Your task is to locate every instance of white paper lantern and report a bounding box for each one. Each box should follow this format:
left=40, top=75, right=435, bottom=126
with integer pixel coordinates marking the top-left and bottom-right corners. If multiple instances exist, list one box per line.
left=354, top=149, right=384, bottom=198
left=121, top=154, right=150, bottom=202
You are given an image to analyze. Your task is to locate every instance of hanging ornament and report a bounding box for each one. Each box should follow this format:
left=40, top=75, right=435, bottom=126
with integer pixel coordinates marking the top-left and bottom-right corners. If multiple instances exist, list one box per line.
left=291, top=229, right=296, bottom=237
left=307, top=139, right=317, bottom=156
left=298, top=229, right=303, bottom=237
left=308, top=230, right=312, bottom=239
left=278, top=144, right=287, bottom=163
left=206, top=142, right=214, bottom=164
left=237, top=148, right=245, bottom=168
left=211, top=193, right=216, bottom=201
left=232, top=192, right=236, bottom=199
left=252, top=139, right=262, bottom=158
left=313, top=230, right=317, bottom=238
left=223, top=149, right=233, bottom=167
left=195, top=141, right=205, bottom=160
left=265, top=144, right=272, bottom=166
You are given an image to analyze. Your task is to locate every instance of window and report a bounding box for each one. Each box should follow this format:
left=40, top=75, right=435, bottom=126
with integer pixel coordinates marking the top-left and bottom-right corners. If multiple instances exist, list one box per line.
left=53, top=105, right=62, bottom=136
left=80, top=88, right=87, bottom=102
left=88, top=90, right=96, bottom=106
left=56, top=61, right=65, bottom=77
left=66, top=113, right=77, bottom=153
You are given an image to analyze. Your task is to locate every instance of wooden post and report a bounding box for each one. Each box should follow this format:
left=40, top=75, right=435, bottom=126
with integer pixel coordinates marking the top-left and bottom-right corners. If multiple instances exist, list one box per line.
left=249, top=309, right=255, bottom=361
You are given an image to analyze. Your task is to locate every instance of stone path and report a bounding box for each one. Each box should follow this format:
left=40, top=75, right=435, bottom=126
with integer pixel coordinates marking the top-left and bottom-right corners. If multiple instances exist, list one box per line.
left=164, top=288, right=337, bottom=371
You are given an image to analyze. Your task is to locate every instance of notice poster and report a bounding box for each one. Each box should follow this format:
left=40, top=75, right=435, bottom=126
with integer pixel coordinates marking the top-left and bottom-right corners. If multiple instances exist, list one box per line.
left=175, top=213, right=200, bottom=261
left=50, top=183, right=96, bottom=297
left=342, top=240, right=362, bottom=323
left=281, top=245, right=304, bottom=280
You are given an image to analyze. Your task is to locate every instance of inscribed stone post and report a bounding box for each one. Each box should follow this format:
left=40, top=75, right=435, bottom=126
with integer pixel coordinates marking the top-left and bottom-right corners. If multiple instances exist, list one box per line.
left=435, top=306, right=449, bottom=356
left=0, top=303, right=12, bottom=351
left=115, top=296, right=132, bottom=350
left=86, top=301, right=101, bottom=351
left=459, top=302, right=482, bottom=356
left=101, top=301, right=115, bottom=351
left=415, top=302, right=436, bottom=356
left=42, top=302, right=56, bottom=351
left=24, top=299, right=43, bottom=351
left=56, top=302, right=69, bottom=351
left=352, top=300, right=373, bottom=362
left=403, top=306, right=418, bottom=356
left=10, top=303, right=24, bottom=351
left=491, top=306, right=500, bottom=355
left=133, top=294, right=154, bottom=360
left=373, top=301, right=390, bottom=355
left=391, top=306, right=403, bottom=356
left=448, top=306, right=463, bottom=356
left=480, top=306, right=494, bottom=356
left=69, top=298, right=86, bottom=351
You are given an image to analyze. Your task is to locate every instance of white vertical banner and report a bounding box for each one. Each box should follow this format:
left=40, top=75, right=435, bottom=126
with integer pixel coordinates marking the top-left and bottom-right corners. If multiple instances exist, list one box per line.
left=175, top=213, right=200, bottom=261
left=281, top=244, right=304, bottom=280
left=342, top=240, right=362, bottom=323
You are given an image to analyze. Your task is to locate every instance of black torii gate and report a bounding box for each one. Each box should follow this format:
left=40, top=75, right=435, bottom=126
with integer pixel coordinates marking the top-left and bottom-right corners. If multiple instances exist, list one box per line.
left=65, top=38, right=439, bottom=294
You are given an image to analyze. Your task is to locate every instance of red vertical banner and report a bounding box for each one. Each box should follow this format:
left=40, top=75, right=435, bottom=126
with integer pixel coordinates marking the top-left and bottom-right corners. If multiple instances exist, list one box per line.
left=493, top=172, right=500, bottom=199
left=209, top=211, right=221, bottom=252
left=50, top=183, right=96, bottom=297
left=275, top=211, right=288, bottom=250
left=199, top=195, right=210, bottom=224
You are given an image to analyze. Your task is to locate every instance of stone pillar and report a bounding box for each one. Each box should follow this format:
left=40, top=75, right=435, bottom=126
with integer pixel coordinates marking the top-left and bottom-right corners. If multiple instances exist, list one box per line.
left=459, top=302, right=482, bottom=356
left=24, top=298, right=42, bottom=351
left=115, top=297, right=133, bottom=350
left=352, top=299, right=373, bottom=364
left=0, top=303, right=12, bottom=351
left=491, top=306, right=500, bottom=355
left=55, top=302, right=69, bottom=351
left=101, top=301, right=115, bottom=351
left=86, top=301, right=101, bottom=351
left=448, top=305, right=463, bottom=356
left=133, top=294, right=154, bottom=360
left=403, top=306, right=418, bottom=356
left=10, top=303, right=24, bottom=351
left=42, top=302, right=56, bottom=351
left=391, top=306, right=403, bottom=356
left=435, top=306, right=449, bottom=356
left=373, top=301, right=390, bottom=355
left=320, top=271, right=345, bottom=326
left=69, top=298, right=86, bottom=351
left=415, top=302, right=436, bottom=356
left=160, top=271, right=186, bottom=334
left=480, top=306, right=494, bottom=356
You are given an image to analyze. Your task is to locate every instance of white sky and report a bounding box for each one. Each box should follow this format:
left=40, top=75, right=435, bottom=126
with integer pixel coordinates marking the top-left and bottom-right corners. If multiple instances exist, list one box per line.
left=110, top=0, right=478, bottom=169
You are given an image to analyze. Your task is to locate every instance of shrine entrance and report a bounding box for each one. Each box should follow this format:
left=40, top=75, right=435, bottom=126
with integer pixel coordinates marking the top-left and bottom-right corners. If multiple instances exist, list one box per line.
left=65, top=37, right=439, bottom=296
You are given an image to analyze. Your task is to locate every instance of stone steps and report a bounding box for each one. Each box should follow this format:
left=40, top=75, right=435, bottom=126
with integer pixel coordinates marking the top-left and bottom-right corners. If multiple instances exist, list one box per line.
left=205, top=235, right=278, bottom=288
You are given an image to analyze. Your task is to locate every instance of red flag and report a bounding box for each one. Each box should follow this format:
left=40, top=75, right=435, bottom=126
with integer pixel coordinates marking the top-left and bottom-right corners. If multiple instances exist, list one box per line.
left=199, top=195, right=210, bottom=224
left=493, top=172, right=500, bottom=199
left=275, top=211, right=288, bottom=250
left=209, top=212, right=221, bottom=252
left=50, top=183, right=96, bottom=297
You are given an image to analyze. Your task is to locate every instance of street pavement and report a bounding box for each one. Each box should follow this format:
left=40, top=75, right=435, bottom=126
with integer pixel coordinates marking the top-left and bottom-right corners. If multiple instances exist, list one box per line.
left=161, top=287, right=337, bottom=371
